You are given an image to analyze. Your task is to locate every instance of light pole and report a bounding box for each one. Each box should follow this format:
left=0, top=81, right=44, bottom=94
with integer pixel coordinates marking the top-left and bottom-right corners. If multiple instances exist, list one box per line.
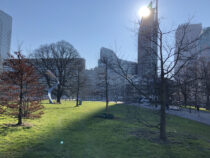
left=156, top=0, right=158, bottom=22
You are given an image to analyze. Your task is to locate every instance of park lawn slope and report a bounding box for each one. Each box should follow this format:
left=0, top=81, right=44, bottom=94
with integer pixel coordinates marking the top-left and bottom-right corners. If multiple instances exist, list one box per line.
left=0, top=101, right=209, bottom=158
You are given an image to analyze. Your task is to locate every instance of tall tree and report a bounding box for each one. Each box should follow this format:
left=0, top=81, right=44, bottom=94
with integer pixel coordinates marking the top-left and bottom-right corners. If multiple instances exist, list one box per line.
left=108, top=22, right=206, bottom=141
left=97, top=56, right=112, bottom=115
left=0, top=51, right=44, bottom=125
left=73, top=60, right=86, bottom=107
left=30, top=41, right=79, bottom=103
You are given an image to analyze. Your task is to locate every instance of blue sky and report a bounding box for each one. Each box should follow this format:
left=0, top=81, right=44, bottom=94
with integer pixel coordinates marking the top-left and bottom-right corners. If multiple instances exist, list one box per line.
left=1, top=0, right=210, bottom=69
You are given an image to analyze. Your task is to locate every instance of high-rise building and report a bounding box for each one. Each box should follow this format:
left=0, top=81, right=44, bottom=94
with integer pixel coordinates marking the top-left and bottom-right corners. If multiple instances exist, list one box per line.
left=138, top=5, right=158, bottom=80
left=0, top=10, right=12, bottom=71
left=99, top=47, right=137, bottom=75
left=198, top=27, right=210, bottom=59
left=174, top=23, right=202, bottom=74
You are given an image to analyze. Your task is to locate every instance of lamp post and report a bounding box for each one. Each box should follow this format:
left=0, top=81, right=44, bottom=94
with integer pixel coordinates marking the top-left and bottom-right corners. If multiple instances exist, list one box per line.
left=156, top=0, right=158, bottom=22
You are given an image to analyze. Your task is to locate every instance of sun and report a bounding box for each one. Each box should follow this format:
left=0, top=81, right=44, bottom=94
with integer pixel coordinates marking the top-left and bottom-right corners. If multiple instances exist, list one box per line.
left=138, top=6, right=151, bottom=18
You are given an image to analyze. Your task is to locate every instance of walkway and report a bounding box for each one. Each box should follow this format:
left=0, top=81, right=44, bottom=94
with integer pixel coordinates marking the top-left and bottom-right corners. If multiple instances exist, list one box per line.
left=130, top=103, right=210, bottom=126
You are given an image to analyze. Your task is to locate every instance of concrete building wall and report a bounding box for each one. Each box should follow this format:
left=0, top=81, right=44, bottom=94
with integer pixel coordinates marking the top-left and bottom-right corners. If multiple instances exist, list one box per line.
left=174, top=23, right=202, bottom=74
left=85, top=47, right=137, bottom=101
left=99, top=47, right=137, bottom=75
left=0, top=10, right=12, bottom=59
left=198, top=27, right=210, bottom=59
left=0, top=10, right=12, bottom=72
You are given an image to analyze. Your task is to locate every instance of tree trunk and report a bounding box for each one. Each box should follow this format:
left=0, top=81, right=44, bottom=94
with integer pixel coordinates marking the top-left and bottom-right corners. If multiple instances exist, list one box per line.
left=184, top=93, right=187, bottom=108
left=195, top=90, right=199, bottom=111
left=105, top=80, right=109, bottom=114
left=76, top=91, right=79, bottom=106
left=76, top=72, right=80, bottom=107
left=159, top=33, right=167, bottom=141
left=56, top=87, right=61, bottom=104
left=17, top=84, right=23, bottom=125
left=57, top=84, right=63, bottom=104
left=105, top=64, right=109, bottom=115
left=160, top=76, right=167, bottom=141
left=105, top=92, right=109, bottom=114
left=206, top=95, right=210, bottom=110
left=17, top=104, right=22, bottom=125
left=57, top=95, right=61, bottom=104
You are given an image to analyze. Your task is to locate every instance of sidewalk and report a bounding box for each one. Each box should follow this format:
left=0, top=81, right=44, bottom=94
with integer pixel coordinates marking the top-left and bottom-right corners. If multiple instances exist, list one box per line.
left=130, top=103, right=210, bottom=126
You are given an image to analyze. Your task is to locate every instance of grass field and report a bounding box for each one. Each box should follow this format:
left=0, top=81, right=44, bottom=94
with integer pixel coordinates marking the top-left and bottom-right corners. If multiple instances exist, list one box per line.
left=0, top=101, right=210, bottom=158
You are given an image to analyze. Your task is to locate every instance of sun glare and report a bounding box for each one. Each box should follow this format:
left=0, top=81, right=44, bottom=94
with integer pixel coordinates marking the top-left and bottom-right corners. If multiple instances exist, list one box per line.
left=138, top=6, right=151, bottom=18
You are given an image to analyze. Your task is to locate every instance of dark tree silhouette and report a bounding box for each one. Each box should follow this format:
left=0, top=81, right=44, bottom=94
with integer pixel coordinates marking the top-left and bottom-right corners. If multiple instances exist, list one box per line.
left=30, top=41, right=80, bottom=104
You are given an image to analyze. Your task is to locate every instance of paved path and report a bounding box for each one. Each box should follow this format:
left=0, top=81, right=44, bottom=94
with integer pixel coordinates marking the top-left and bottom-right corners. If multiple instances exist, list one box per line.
left=130, top=103, right=210, bottom=126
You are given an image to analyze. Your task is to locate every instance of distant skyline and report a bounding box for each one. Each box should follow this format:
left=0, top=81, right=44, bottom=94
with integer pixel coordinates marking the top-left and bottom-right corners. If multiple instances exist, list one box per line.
left=1, top=0, right=210, bottom=69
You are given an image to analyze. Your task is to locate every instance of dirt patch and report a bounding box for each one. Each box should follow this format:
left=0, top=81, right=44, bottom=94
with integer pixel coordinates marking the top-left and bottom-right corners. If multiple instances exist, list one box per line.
left=130, top=128, right=163, bottom=143
left=3, top=122, right=33, bottom=128
left=130, top=128, right=199, bottom=144
left=94, top=113, right=115, bottom=119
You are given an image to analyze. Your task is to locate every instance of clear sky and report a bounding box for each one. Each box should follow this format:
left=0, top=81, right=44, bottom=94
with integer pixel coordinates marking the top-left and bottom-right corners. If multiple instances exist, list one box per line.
left=1, top=0, right=210, bottom=69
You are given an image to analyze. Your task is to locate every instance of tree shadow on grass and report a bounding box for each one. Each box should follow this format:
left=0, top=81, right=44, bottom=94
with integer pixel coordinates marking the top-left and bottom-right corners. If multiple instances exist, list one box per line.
left=45, top=106, right=75, bottom=110
left=1, top=103, right=210, bottom=158
left=0, top=123, right=32, bottom=137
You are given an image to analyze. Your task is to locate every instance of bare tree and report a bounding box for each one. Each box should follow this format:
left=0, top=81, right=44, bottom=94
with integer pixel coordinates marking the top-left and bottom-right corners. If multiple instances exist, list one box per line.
left=30, top=41, right=79, bottom=103
left=189, top=61, right=202, bottom=112
left=98, top=56, right=110, bottom=115
left=108, top=21, right=207, bottom=141
left=73, top=60, right=86, bottom=107
left=175, top=67, right=192, bottom=108
left=174, top=58, right=207, bottom=113
left=199, top=57, right=210, bottom=110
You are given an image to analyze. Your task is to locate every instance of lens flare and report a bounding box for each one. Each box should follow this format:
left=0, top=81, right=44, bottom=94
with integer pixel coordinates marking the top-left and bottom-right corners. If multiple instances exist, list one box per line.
left=138, top=6, right=151, bottom=18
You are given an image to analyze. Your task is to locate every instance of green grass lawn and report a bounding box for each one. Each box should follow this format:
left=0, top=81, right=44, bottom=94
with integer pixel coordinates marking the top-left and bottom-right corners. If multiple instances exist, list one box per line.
left=0, top=101, right=210, bottom=158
